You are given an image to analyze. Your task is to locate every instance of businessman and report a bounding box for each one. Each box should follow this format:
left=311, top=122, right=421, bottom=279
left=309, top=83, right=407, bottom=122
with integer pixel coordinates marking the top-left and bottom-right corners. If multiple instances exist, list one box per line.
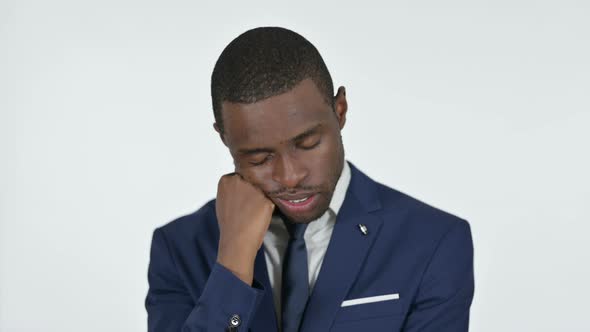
left=145, top=27, right=474, bottom=332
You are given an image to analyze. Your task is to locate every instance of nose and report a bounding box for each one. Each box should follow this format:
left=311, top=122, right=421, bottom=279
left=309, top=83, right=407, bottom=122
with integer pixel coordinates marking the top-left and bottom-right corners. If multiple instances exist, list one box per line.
left=271, top=154, right=308, bottom=189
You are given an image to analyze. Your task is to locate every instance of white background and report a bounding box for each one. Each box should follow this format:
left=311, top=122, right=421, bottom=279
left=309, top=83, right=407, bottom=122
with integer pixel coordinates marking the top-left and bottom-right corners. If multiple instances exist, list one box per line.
left=1, top=0, right=589, bottom=331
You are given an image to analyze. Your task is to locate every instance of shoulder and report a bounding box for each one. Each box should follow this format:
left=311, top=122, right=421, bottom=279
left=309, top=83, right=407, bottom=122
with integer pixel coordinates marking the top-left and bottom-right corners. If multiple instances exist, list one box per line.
left=155, top=199, right=219, bottom=247
left=372, top=179, right=471, bottom=245
left=347, top=162, right=470, bottom=242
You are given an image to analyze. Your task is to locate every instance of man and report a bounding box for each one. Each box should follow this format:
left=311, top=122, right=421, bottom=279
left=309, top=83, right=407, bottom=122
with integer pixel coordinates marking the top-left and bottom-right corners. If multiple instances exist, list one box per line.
left=145, top=27, right=474, bottom=332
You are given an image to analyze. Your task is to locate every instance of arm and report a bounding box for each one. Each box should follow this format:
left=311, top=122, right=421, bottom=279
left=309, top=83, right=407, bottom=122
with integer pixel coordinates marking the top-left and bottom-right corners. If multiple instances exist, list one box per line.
left=402, top=220, right=475, bottom=332
left=145, top=228, right=265, bottom=332
left=146, top=173, right=274, bottom=331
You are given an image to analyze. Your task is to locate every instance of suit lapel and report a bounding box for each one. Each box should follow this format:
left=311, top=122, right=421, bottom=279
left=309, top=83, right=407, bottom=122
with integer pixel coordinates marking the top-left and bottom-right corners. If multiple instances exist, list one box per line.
left=250, top=248, right=279, bottom=332
left=299, top=163, right=384, bottom=332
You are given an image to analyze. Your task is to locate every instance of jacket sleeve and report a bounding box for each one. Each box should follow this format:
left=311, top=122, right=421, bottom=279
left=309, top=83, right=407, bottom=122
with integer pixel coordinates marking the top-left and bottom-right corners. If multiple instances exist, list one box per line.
left=145, top=228, right=266, bottom=332
left=402, top=220, right=475, bottom=332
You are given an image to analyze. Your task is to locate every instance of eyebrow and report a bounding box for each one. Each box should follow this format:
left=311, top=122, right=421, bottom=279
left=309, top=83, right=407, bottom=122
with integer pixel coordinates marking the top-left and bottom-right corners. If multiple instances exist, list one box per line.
left=237, top=123, right=323, bottom=155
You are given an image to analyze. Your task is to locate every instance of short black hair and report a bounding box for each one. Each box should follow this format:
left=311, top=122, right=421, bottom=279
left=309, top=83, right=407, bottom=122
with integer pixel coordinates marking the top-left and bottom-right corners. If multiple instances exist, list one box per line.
left=211, top=26, right=334, bottom=132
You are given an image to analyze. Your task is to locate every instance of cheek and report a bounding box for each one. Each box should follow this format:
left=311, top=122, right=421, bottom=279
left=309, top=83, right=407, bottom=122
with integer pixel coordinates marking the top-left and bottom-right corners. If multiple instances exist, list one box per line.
left=239, top=166, right=274, bottom=190
left=309, top=136, right=342, bottom=167
left=316, top=137, right=344, bottom=182
left=301, top=151, right=340, bottom=185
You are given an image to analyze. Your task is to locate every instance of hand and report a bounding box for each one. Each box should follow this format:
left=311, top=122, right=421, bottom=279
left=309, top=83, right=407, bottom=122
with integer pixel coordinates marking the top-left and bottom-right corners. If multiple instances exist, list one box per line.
left=215, top=173, right=275, bottom=285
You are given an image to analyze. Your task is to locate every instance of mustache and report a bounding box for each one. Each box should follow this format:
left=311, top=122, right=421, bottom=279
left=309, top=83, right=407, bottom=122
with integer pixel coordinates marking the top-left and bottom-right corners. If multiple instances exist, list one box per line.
left=265, top=185, right=321, bottom=197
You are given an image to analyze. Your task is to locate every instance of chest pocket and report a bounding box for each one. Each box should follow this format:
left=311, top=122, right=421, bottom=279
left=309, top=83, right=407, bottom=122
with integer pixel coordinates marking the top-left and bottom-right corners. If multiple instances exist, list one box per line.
left=333, top=294, right=404, bottom=323
left=330, top=296, right=405, bottom=332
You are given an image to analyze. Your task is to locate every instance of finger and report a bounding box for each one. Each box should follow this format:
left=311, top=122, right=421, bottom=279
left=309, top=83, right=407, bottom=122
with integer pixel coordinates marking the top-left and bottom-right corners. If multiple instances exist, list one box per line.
left=234, top=172, right=257, bottom=187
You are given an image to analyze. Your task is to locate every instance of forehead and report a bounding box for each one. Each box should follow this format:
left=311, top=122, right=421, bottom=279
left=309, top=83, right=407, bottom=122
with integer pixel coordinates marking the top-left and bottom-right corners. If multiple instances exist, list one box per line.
left=221, top=79, right=333, bottom=149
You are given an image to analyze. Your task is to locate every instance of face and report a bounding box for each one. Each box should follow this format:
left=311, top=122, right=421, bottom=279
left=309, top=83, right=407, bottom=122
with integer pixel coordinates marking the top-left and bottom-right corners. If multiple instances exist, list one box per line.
left=216, top=78, right=348, bottom=224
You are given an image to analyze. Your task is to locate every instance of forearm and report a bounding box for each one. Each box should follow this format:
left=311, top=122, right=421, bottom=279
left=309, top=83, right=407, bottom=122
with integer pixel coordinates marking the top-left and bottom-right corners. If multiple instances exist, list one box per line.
left=146, top=229, right=266, bottom=332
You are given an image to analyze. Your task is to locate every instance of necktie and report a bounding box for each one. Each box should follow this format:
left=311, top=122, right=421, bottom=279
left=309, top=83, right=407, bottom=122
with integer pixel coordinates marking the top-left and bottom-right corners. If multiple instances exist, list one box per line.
left=281, top=220, right=309, bottom=332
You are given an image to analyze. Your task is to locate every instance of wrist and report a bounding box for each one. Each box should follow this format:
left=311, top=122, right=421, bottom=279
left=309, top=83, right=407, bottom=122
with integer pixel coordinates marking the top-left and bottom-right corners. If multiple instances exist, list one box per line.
left=217, top=255, right=255, bottom=285
left=217, top=244, right=257, bottom=285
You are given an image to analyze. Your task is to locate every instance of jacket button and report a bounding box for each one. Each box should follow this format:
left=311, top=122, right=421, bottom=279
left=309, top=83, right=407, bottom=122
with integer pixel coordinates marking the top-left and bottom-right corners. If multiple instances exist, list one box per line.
left=229, top=314, right=241, bottom=327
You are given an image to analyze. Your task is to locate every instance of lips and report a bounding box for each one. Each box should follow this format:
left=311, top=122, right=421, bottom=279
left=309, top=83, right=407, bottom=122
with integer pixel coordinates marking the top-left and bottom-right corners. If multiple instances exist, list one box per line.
left=274, top=193, right=318, bottom=214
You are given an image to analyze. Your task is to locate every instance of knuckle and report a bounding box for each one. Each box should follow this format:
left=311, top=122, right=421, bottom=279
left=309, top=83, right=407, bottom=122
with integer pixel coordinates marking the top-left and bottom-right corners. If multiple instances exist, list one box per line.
left=218, top=173, right=236, bottom=185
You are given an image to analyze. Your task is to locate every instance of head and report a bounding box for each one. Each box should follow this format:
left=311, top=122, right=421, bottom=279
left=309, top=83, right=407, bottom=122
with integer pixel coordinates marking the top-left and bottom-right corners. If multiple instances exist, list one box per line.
left=211, top=27, right=348, bottom=224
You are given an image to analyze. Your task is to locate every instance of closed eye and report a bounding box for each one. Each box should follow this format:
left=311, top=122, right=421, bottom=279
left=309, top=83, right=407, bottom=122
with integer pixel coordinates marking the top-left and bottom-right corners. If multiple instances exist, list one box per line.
left=249, top=154, right=273, bottom=166
left=299, top=139, right=321, bottom=150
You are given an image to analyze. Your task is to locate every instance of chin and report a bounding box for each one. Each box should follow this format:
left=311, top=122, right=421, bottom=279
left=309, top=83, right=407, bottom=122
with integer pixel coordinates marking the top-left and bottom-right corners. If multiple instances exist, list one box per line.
left=281, top=206, right=330, bottom=224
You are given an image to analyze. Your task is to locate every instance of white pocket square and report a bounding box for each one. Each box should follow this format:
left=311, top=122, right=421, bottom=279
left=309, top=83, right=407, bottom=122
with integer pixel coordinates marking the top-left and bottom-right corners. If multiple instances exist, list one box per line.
left=341, top=293, right=400, bottom=307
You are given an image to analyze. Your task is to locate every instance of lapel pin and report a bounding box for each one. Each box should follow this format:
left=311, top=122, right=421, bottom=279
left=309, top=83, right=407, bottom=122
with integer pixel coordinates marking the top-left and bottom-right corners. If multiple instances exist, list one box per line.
left=358, top=224, right=368, bottom=236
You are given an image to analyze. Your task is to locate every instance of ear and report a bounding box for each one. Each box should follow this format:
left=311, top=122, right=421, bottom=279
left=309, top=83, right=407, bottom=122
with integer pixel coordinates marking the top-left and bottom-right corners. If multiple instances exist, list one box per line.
left=333, top=86, right=348, bottom=130
left=213, top=122, right=227, bottom=146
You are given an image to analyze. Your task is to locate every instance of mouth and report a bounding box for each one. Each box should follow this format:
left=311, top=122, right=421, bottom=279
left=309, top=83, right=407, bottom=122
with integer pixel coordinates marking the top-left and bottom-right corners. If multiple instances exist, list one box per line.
left=274, top=193, right=319, bottom=215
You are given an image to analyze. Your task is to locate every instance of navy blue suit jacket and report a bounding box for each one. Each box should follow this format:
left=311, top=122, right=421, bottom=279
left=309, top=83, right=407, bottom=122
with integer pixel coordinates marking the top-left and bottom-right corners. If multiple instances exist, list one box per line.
left=146, top=162, right=474, bottom=331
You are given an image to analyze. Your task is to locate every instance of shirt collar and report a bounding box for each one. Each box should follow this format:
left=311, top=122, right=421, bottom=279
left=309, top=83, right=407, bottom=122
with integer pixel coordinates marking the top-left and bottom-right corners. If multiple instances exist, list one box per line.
left=328, top=160, right=351, bottom=216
